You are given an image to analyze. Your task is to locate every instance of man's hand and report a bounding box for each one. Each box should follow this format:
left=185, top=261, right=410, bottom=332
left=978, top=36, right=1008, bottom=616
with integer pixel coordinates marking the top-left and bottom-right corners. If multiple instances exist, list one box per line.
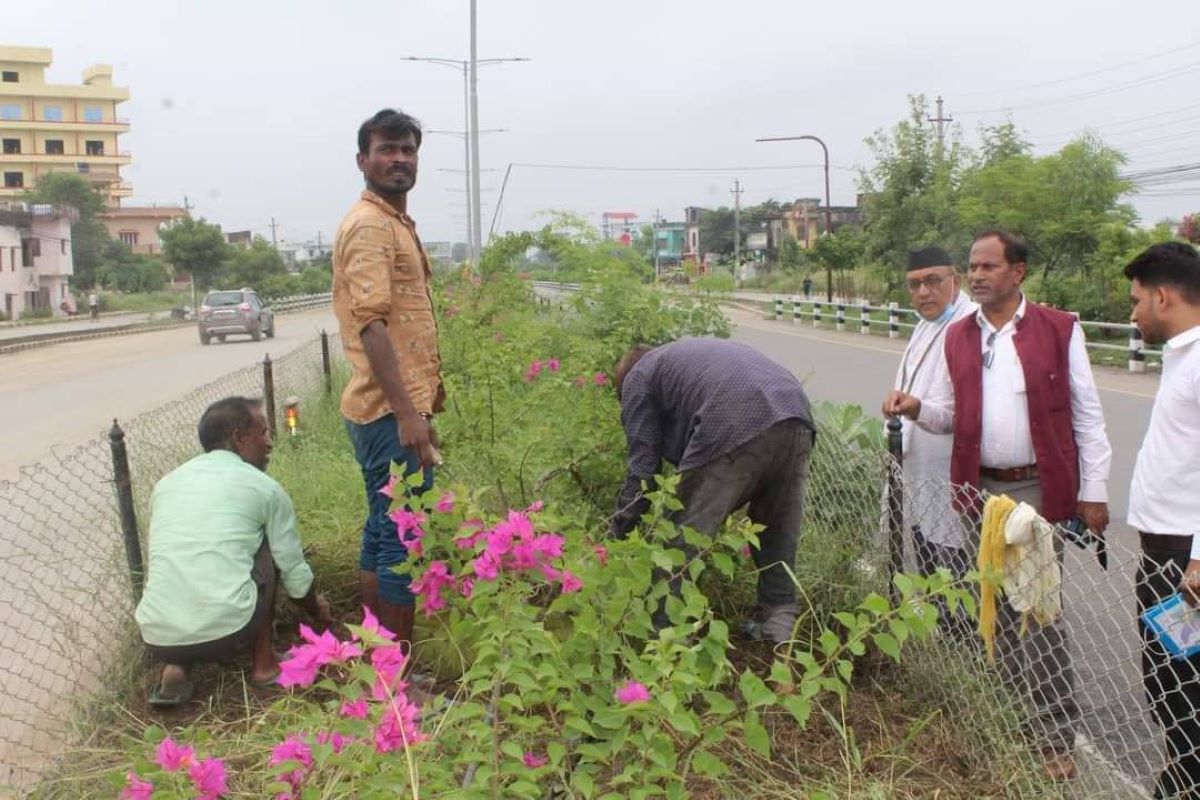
left=1180, top=560, right=1200, bottom=608
left=296, top=588, right=334, bottom=627
left=1076, top=501, right=1109, bottom=537
left=882, top=390, right=922, bottom=420
left=397, top=413, right=437, bottom=469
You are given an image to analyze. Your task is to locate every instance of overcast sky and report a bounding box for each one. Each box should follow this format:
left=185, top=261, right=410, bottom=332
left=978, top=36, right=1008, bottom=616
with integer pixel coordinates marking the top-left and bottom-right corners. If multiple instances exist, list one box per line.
left=7, top=1, right=1199, bottom=245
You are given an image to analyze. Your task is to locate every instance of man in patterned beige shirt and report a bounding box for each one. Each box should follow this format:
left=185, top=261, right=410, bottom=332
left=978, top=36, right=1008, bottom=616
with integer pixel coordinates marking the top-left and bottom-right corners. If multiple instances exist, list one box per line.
left=333, top=108, right=445, bottom=652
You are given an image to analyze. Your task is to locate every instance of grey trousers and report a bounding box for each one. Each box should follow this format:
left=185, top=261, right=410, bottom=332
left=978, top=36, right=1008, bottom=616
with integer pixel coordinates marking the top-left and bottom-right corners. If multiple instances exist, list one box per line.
left=980, top=475, right=1078, bottom=753
left=673, top=418, right=814, bottom=608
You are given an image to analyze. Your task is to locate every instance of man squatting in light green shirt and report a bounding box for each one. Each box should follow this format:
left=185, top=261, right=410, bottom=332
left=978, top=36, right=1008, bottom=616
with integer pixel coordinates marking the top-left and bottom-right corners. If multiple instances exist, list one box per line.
left=134, top=396, right=332, bottom=706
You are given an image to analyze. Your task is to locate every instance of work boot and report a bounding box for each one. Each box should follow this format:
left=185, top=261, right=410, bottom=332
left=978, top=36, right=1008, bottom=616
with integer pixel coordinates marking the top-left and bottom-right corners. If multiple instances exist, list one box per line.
left=757, top=603, right=799, bottom=645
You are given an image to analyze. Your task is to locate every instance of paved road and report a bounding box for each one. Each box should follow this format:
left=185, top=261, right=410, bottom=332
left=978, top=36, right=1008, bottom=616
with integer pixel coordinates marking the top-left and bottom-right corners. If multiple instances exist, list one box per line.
left=727, top=307, right=1160, bottom=796
left=0, top=307, right=337, bottom=483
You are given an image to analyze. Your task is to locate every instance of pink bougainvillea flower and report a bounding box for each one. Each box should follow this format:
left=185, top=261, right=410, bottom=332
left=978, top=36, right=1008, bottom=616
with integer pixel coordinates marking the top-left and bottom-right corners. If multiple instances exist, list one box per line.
left=119, top=772, right=153, bottom=800
left=594, top=545, right=609, bottom=566
left=316, top=730, right=353, bottom=754
left=459, top=576, right=475, bottom=598
left=740, top=544, right=753, bottom=559
left=269, top=735, right=313, bottom=796
left=370, top=644, right=410, bottom=701
left=531, top=533, right=564, bottom=561
left=411, top=560, right=456, bottom=616
left=434, top=491, right=456, bottom=514
left=340, top=699, right=370, bottom=719
left=560, top=570, right=583, bottom=594
left=547, top=358, right=561, bottom=372
left=154, top=737, right=196, bottom=772
left=390, top=508, right=427, bottom=538
left=454, top=518, right=486, bottom=549
left=373, top=697, right=426, bottom=753
left=188, top=757, right=228, bottom=800
left=594, top=372, right=609, bottom=386
left=523, top=751, right=549, bottom=768
left=472, top=550, right=501, bottom=581
left=525, top=500, right=545, bottom=514
left=379, top=474, right=400, bottom=499
left=278, top=646, right=322, bottom=688
left=615, top=681, right=651, bottom=705
left=356, top=604, right=397, bottom=642
left=539, top=563, right=561, bottom=582
left=300, top=623, right=363, bottom=665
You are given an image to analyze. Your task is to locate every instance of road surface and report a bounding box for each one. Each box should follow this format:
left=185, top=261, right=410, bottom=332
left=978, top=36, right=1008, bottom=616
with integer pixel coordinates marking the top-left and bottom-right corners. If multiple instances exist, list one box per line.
left=0, top=307, right=337, bottom=483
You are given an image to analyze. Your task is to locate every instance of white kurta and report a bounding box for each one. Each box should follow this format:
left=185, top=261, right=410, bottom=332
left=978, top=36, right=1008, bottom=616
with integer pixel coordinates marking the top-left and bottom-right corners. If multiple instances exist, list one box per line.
left=893, top=290, right=976, bottom=548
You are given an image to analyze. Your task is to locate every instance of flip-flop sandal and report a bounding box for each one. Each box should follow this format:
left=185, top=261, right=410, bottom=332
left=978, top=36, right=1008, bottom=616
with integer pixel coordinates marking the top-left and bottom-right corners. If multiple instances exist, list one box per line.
left=148, top=679, right=194, bottom=708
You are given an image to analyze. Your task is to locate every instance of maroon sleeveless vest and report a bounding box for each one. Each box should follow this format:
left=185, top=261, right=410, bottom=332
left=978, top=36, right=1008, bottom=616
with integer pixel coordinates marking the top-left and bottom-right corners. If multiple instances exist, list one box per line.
left=944, top=301, right=1079, bottom=522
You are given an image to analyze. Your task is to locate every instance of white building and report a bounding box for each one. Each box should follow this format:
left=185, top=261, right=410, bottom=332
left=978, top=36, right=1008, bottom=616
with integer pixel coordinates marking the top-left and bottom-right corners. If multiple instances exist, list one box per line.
left=0, top=201, right=76, bottom=319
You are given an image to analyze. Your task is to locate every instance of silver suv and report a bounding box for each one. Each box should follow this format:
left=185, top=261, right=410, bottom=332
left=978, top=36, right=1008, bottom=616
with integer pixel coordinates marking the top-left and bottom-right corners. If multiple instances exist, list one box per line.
left=198, top=288, right=275, bottom=345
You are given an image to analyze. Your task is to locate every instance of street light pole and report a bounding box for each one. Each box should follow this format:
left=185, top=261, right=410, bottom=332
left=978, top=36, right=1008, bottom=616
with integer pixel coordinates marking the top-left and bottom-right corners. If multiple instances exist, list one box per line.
left=402, top=53, right=529, bottom=265
left=756, top=134, right=834, bottom=301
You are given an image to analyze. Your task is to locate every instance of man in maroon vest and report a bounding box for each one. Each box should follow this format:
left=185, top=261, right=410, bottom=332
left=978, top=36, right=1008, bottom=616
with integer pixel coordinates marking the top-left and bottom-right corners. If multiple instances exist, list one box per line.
left=889, top=229, right=1112, bottom=781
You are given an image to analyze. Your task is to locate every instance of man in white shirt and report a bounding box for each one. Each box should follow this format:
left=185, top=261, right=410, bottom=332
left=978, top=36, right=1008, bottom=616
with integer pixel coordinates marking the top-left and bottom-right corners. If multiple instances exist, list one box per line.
left=1125, top=241, right=1200, bottom=799
left=888, top=229, right=1112, bottom=781
left=881, top=246, right=975, bottom=629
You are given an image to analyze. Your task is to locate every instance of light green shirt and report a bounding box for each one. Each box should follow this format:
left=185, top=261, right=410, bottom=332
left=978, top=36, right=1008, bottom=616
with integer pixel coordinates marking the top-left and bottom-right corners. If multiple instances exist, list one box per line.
left=134, top=449, right=314, bottom=647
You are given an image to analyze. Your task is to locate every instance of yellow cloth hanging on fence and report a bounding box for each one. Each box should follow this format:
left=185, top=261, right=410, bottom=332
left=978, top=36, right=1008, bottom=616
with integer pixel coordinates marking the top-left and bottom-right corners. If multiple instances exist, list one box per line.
left=977, top=494, right=1017, bottom=662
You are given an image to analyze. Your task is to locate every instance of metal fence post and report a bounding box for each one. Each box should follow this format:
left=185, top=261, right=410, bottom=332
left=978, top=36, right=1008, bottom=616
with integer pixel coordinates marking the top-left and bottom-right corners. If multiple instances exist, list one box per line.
left=1129, top=325, right=1146, bottom=373
left=263, top=354, right=277, bottom=435
left=888, top=302, right=900, bottom=339
left=861, top=302, right=870, bottom=335
left=886, top=415, right=904, bottom=605
left=792, top=294, right=801, bottom=325
left=813, top=300, right=822, bottom=328
left=108, top=420, right=144, bottom=602
left=320, top=329, right=333, bottom=395
left=836, top=302, right=846, bottom=332
left=774, top=297, right=782, bottom=321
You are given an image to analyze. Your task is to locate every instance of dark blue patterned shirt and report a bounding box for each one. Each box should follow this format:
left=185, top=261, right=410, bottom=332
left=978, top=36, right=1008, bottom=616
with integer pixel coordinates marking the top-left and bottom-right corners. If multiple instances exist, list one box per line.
left=612, top=338, right=813, bottom=535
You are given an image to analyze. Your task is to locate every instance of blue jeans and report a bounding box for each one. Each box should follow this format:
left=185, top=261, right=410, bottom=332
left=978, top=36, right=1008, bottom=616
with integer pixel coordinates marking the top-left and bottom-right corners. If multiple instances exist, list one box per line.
left=345, top=414, right=434, bottom=605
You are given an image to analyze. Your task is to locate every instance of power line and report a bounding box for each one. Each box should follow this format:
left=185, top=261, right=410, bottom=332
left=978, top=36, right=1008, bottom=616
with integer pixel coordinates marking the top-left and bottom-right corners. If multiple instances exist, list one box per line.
left=506, top=161, right=856, bottom=173
left=955, top=40, right=1200, bottom=99
left=958, top=61, right=1200, bottom=116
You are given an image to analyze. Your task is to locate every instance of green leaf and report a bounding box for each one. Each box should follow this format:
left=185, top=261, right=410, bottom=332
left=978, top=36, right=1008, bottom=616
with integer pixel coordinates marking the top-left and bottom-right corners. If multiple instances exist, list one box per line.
left=668, top=709, right=700, bottom=737
left=738, top=670, right=775, bottom=708
left=701, top=690, right=736, bottom=716
left=743, top=709, right=771, bottom=757
left=691, top=750, right=730, bottom=777
left=873, top=632, right=901, bottom=661
left=860, top=592, right=890, bottom=615
left=783, top=695, right=813, bottom=727
left=573, top=770, right=596, bottom=798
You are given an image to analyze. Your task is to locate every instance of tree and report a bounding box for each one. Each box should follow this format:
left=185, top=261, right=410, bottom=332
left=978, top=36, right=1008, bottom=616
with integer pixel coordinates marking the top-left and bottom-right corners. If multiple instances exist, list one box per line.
left=24, top=172, right=110, bottom=289
left=160, top=217, right=230, bottom=290
left=224, top=237, right=287, bottom=288
left=95, top=240, right=169, bottom=293
left=810, top=227, right=865, bottom=298
left=859, top=95, right=968, bottom=291
left=698, top=207, right=737, bottom=257
left=451, top=242, right=469, bottom=263
left=957, top=134, right=1134, bottom=280
left=778, top=237, right=804, bottom=272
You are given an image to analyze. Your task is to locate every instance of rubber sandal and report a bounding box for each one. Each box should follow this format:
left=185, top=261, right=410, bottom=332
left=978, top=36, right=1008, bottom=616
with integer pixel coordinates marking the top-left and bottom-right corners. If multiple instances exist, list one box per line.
left=148, top=679, right=194, bottom=708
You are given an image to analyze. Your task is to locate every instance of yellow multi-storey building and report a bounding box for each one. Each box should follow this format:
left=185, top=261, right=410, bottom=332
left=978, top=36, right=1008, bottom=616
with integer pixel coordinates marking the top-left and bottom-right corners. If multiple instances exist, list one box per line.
left=0, top=46, right=131, bottom=206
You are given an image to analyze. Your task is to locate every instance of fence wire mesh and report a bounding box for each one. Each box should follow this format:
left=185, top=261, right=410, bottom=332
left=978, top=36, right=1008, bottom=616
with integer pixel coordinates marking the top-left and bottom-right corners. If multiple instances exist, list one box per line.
left=0, top=333, right=340, bottom=796
left=842, top=447, right=1171, bottom=799
left=0, top=332, right=1185, bottom=799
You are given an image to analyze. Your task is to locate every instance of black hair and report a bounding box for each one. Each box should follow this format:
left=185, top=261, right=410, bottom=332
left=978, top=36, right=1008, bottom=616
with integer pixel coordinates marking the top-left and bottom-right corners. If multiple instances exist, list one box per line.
left=973, top=229, right=1030, bottom=266
left=1124, top=242, right=1200, bottom=303
left=615, top=344, right=656, bottom=400
left=357, top=108, right=423, bottom=155
left=198, top=396, right=261, bottom=452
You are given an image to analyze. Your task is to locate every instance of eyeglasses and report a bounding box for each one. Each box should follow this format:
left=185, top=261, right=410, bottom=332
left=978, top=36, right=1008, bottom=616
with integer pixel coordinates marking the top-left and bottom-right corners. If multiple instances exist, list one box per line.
left=983, top=331, right=998, bottom=369
left=906, top=273, right=949, bottom=293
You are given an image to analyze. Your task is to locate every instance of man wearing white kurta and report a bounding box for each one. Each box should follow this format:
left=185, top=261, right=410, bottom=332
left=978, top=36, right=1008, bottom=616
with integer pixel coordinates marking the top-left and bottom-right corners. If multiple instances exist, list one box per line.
left=883, top=246, right=976, bottom=587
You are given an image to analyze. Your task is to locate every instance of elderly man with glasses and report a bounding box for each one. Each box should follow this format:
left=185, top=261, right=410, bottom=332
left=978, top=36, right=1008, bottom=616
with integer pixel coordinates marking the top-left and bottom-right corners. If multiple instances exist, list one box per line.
left=888, top=229, right=1112, bottom=782
left=882, top=247, right=975, bottom=604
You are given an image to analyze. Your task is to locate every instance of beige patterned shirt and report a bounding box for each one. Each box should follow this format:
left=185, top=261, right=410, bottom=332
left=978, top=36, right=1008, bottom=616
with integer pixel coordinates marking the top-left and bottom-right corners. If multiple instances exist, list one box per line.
left=333, top=190, right=444, bottom=424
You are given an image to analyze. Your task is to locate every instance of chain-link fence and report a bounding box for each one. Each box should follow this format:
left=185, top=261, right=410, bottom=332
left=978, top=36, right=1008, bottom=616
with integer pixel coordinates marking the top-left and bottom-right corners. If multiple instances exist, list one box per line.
left=805, top=420, right=1175, bottom=800
left=0, top=332, right=342, bottom=796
